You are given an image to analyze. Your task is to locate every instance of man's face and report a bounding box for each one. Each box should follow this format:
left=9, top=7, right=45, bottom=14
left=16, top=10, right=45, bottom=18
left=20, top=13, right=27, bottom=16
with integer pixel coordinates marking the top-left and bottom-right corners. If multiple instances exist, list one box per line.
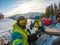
left=19, top=19, right=27, bottom=28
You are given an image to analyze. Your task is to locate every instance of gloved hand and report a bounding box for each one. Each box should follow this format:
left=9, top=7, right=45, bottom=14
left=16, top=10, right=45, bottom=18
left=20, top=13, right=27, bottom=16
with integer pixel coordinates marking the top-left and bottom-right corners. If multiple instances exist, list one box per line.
left=35, top=26, right=45, bottom=38
left=38, top=27, right=45, bottom=33
left=28, top=33, right=38, bottom=42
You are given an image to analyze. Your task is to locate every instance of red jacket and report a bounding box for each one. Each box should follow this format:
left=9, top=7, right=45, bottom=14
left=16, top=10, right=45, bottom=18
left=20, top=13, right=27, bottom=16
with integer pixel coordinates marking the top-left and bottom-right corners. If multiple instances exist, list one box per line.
left=43, top=19, right=52, bottom=26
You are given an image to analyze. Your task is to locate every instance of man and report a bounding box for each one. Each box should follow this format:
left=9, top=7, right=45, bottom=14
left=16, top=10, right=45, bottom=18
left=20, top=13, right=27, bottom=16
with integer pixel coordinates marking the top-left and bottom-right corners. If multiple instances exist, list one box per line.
left=34, top=15, right=44, bottom=27
left=12, top=16, right=30, bottom=45
left=32, top=15, right=45, bottom=33
left=30, top=15, right=45, bottom=45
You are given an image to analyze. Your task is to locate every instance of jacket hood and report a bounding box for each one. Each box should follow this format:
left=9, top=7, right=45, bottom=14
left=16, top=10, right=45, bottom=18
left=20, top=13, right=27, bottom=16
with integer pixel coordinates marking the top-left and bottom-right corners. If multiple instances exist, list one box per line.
left=13, top=23, right=19, bottom=32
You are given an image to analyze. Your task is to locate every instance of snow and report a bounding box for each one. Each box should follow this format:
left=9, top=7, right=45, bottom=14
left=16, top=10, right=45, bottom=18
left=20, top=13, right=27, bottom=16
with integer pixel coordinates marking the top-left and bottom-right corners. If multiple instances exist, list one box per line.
left=0, top=18, right=16, bottom=42
left=0, top=18, right=16, bottom=33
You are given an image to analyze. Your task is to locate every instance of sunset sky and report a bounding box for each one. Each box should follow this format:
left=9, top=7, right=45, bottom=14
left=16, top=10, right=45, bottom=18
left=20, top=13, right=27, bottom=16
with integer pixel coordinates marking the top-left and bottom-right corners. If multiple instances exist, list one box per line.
left=0, top=0, right=60, bottom=17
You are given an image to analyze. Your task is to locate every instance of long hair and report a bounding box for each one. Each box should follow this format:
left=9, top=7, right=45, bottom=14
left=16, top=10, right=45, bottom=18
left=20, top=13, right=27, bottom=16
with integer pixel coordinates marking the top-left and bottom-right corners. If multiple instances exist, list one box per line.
left=56, top=12, right=60, bottom=19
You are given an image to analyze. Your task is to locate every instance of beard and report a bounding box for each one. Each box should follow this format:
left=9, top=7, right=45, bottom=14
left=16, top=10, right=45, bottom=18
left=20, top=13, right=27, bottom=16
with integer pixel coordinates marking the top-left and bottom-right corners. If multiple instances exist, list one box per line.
left=20, top=25, right=26, bottom=29
left=17, top=23, right=26, bottom=29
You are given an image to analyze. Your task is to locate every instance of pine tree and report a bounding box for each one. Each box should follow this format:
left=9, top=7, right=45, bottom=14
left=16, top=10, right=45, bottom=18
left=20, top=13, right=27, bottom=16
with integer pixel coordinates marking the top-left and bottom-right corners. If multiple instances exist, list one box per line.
left=59, top=2, right=60, bottom=11
left=50, top=4, right=54, bottom=15
left=45, top=6, right=51, bottom=18
left=54, top=3, right=58, bottom=15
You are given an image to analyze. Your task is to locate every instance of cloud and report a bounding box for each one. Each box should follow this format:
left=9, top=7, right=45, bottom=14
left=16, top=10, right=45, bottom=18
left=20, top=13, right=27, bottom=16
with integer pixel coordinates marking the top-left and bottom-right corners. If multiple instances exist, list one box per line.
left=4, top=0, right=60, bottom=17
left=5, top=1, right=45, bottom=16
left=16, top=0, right=31, bottom=3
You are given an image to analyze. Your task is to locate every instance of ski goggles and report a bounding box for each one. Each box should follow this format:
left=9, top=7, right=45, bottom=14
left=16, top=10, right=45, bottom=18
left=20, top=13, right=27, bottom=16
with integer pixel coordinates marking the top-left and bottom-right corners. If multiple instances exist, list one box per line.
left=19, top=20, right=27, bottom=25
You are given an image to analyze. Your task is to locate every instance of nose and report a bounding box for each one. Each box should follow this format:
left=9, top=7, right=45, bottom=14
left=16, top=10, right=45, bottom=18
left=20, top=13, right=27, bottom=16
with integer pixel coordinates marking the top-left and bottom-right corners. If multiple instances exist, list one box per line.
left=22, top=22, right=26, bottom=24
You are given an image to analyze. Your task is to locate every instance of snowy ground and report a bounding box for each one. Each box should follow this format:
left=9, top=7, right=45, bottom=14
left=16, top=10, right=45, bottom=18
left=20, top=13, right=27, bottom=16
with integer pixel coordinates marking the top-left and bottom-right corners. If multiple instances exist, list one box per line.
left=0, top=18, right=16, bottom=43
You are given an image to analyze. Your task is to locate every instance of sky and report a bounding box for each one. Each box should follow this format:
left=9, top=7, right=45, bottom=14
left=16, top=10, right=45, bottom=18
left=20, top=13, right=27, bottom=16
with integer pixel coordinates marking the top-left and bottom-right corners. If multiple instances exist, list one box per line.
left=0, top=0, right=60, bottom=17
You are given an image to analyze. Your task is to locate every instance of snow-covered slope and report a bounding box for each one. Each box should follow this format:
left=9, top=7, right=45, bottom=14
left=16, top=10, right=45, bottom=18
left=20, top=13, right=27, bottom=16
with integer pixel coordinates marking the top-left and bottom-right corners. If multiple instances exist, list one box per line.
left=0, top=18, right=16, bottom=37
left=0, top=18, right=16, bottom=32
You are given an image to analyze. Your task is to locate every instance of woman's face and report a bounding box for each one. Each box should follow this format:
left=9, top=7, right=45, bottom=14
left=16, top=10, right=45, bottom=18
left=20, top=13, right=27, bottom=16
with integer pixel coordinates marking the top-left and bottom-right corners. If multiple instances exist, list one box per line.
left=57, top=15, right=60, bottom=23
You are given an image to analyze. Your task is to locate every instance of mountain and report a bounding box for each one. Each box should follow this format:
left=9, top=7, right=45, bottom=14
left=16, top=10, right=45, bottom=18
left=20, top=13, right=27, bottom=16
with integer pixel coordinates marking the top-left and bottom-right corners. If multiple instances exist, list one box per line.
left=9, top=12, right=44, bottom=20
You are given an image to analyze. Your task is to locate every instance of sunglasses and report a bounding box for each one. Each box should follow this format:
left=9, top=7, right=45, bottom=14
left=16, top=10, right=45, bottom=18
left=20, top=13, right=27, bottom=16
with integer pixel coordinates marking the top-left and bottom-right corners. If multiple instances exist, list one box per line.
left=19, top=20, right=27, bottom=25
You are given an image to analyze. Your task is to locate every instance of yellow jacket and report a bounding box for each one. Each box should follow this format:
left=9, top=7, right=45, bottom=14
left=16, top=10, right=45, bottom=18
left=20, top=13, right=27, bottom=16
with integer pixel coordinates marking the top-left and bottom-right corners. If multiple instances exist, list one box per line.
left=12, top=23, right=30, bottom=45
